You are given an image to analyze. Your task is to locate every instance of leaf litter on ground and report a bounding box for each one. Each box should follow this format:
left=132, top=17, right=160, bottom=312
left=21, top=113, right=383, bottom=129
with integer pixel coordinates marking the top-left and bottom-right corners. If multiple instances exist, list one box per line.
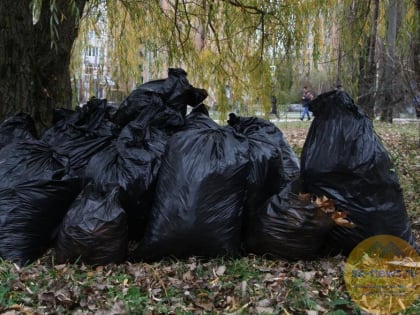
left=1, top=121, right=419, bottom=314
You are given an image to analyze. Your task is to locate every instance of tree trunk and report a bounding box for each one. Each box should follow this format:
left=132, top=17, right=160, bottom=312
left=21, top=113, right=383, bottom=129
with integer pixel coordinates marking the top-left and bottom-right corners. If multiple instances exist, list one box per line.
left=380, top=0, right=398, bottom=123
left=413, top=0, right=420, bottom=90
left=0, top=0, right=86, bottom=133
left=357, top=0, right=379, bottom=119
left=334, top=0, right=343, bottom=86
left=32, top=0, right=86, bottom=132
left=0, top=1, right=34, bottom=122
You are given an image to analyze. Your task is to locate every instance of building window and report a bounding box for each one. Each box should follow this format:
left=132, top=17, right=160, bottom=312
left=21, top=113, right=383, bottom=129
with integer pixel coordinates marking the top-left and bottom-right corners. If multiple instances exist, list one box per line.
left=85, top=46, right=100, bottom=57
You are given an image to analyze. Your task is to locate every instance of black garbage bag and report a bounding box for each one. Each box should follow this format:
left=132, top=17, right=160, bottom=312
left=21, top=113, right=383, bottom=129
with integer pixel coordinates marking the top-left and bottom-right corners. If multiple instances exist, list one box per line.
left=0, top=113, right=37, bottom=149
left=138, top=68, right=208, bottom=116
left=188, top=103, right=210, bottom=117
left=133, top=117, right=249, bottom=261
left=244, top=181, right=335, bottom=260
left=42, top=98, right=118, bottom=176
left=0, top=140, right=69, bottom=189
left=85, top=114, right=169, bottom=241
left=227, top=113, right=300, bottom=254
left=76, top=97, right=118, bottom=133
left=52, top=108, right=77, bottom=125
left=183, top=103, right=219, bottom=130
left=55, top=184, right=128, bottom=265
left=113, top=68, right=207, bottom=128
left=112, top=91, right=166, bottom=127
left=227, top=113, right=298, bottom=213
left=300, top=90, right=416, bottom=255
left=228, top=113, right=300, bottom=182
left=148, top=106, right=187, bottom=134
left=113, top=88, right=188, bottom=135
left=0, top=179, right=82, bottom=266
left=44, top=98, right=118, bottom=142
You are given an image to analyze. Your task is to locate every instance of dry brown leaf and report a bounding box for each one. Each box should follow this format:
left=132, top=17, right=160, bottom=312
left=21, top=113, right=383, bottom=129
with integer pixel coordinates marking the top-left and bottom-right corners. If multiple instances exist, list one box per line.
left=333, top=217, right=356, bottom=228
left=215, top=265, right=226, bottom=276
left=182, top=270, right=194, bottom=281
left=331, top=212, right=356, bottom=228
left=297, top=192, right=356, bottom=228
left=314, top=195, right=335, bottom=213
left=255, top=306, right=274, bottom=314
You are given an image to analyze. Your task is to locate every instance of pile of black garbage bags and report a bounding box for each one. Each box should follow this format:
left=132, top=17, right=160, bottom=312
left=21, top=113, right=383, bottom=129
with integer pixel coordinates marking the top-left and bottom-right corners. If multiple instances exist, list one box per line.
left=0, top=68, right=416, bottom=266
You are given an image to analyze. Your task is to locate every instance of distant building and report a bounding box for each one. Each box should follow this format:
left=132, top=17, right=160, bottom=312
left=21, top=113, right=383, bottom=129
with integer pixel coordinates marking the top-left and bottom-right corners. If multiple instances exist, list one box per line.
left=72, top=2, right=135, bottom=106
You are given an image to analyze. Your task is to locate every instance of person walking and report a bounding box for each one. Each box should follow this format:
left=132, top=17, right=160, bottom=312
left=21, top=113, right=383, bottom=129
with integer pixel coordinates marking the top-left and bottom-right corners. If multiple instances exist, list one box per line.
left=300, top=86, right=313, bottom=121
left=413, top=93, right=420, bottom=118
left=270, top=95, right=280, bottom=119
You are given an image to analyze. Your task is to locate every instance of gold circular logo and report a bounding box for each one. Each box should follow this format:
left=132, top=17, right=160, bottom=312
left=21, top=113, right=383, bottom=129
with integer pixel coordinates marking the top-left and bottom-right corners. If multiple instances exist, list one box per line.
left=344, top=235, right=420, bottom=314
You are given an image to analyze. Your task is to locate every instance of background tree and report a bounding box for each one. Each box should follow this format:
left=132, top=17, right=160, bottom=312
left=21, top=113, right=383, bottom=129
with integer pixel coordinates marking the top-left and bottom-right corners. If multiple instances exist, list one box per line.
left=357, top=0, right=379, bottom=119
left=74, top=0, right=349, bottom=114
left=413, top=0, right=420, bottom=90
left=380, top=0, right=399, bottom=122
left=322, top=0, right=419, bottom=120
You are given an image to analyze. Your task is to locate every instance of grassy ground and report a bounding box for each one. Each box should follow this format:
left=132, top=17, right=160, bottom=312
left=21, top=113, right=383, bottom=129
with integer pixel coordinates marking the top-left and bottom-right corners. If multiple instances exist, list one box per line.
left=0, top=120, right=419, bottom=315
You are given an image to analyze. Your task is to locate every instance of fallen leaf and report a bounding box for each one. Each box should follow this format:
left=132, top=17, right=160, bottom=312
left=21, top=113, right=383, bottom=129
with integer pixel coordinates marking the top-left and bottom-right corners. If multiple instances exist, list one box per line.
left=314, top=195, right=335, bottom=212
left=331, top=212, right=356, bottom=228
left=256, top=306, right=274, bottom=314
left=182, top=270, right=194, bottom=281
left=215, top=265, right=226, bottom=276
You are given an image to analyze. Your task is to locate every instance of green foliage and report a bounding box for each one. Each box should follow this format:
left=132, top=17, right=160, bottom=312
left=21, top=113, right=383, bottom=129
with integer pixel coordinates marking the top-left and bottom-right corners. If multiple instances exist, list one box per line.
left=68, top=0, right=420, bottom=114
left=0, top=264, right=13, bottom=306
left=115, top=286, right=148, bottom=312
left=403, top=298, right=420, bottom=314
left=71, top=0, right=337, bottom=111
left=284, top=278, right=318, bottom=311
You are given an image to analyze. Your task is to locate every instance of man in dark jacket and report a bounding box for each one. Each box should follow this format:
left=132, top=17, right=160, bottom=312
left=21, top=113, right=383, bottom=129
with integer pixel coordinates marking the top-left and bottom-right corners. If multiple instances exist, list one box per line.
left=300, top=86, right=313, bottom=121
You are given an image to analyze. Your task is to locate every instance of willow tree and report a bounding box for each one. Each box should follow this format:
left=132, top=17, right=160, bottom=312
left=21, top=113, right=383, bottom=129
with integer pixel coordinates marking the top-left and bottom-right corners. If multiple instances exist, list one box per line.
left=1, top=0, right=333, bottom=131
left=73, top=0, right=334, bottom=116
left=357, top=0, right=380, bottom=119
left=325, top=0, right=376, bottom=99
left=378, top=0, right=399, bottom=122
left=377, top=0, right=420, bottom=121
left=323, top=0, right=420, bottom=119
left=402, top=0, right=420, bottom=95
